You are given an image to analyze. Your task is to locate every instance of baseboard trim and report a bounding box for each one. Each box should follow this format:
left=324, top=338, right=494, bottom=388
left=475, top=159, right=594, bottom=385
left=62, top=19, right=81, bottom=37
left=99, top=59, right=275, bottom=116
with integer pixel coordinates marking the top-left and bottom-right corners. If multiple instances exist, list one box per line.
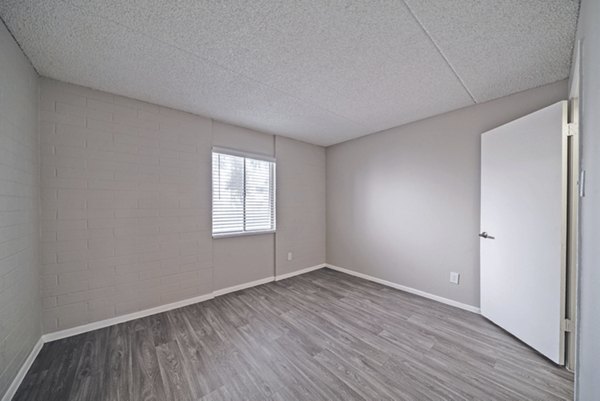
left=275, top=263, right=326, bottom=281
left=41, top=267, right=323, bottom=344
left=44, top=275, right=275, bottom=342
left=3, top=263, right=477, bottom=400
left=42, top=292, right=215, bottom=343
left=212, top=276, right=275, bottom=297
left=326, top=264, right=480, bottom=314
left=2, top=337, right=44, bottom=401
left=41, top=263, right=479, bottom=344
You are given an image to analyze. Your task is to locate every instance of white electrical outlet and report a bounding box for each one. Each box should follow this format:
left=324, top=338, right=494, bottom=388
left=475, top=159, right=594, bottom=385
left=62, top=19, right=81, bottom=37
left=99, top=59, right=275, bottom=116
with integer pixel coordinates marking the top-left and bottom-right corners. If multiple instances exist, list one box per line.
left=450, top=272, right=460, bottom=284
left=287, top=252, right=293, bottom=261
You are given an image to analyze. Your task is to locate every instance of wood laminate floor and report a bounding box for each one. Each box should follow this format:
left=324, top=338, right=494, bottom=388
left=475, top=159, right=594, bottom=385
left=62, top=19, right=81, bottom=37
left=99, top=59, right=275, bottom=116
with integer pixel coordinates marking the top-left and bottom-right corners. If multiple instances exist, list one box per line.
left=13, top=268, right=573, bottom=401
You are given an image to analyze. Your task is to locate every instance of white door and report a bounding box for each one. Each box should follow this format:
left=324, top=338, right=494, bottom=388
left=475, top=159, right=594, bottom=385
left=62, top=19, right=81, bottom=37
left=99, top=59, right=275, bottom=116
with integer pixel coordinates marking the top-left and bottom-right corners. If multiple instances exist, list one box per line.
left=480, top=101, right=567, bottom=364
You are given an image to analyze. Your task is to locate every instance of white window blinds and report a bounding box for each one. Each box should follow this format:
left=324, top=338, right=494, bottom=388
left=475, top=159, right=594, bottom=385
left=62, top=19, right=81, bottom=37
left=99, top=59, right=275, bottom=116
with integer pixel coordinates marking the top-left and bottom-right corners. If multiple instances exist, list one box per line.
left=212, top=149, right=276, bottom=236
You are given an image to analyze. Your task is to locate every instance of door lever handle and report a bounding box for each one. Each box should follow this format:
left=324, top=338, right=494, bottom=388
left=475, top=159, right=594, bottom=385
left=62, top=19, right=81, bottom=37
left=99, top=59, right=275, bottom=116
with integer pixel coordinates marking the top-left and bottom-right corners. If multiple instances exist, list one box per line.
left=479, top=232, right=495, bottom=239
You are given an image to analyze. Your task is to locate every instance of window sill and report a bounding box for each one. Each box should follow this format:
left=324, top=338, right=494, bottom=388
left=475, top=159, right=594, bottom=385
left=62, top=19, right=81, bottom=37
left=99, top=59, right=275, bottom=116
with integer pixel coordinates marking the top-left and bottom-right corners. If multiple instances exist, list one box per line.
left=212, top=230, right=276, bottom=239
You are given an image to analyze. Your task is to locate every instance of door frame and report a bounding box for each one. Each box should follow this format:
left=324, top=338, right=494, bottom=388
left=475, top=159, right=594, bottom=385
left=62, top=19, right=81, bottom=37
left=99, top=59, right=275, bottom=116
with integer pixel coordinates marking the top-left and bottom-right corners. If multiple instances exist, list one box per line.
left=565, top=40, right=581, bottom=372
left=559, top=101, right=569, bottom=366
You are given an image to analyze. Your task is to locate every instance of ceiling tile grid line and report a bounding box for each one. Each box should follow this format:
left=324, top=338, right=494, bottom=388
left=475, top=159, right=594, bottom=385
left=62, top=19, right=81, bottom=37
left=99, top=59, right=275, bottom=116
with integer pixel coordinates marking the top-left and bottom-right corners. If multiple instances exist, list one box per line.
left=400, top=0, right=579, bottom=103
left=401, top=0, right=478, bottom=104
left=0, top=0, right=579, bottom=145
left=55, top=0, right=474, bottom=143
left=57, top=0, right=370, bottom=130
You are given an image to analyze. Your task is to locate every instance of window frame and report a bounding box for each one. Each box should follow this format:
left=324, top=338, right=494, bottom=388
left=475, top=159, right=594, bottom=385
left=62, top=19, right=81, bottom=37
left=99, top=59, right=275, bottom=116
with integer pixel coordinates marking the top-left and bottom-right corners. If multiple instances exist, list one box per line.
left=211, top=146, right=276, bottom=238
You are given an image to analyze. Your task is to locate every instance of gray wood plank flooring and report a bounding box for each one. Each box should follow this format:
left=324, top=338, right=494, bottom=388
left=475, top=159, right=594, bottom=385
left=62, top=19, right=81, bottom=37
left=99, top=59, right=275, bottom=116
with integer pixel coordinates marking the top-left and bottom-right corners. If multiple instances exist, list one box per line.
left=12, top=268, right=574, bottom=401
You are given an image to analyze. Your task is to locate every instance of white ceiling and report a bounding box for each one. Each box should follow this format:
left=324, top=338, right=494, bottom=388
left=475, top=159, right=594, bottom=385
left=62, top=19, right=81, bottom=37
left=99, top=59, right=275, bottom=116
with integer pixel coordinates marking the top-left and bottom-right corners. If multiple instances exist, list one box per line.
left=0, top=0, right=579, bottom=146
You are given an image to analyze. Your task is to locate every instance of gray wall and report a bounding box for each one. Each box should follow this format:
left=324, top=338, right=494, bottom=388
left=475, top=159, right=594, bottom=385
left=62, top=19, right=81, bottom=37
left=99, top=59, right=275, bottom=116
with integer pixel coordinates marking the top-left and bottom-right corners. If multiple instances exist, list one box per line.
left=327, top=80, right=567, bottom=308
left=574, top=0, right=600, bottom=398
left=0, top=22, right=41, bottom=397
left=275, top=136, right=326, bottom=276
left=39, top=78, right=326, bottom=333
left=211, top=121, right=275, bottom=290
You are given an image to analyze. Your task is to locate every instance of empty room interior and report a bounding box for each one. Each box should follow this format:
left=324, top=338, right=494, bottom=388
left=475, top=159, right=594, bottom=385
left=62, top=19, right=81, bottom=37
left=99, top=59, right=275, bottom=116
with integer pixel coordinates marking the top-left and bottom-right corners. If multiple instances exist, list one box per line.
left=1, top=1, right=599, bottom=400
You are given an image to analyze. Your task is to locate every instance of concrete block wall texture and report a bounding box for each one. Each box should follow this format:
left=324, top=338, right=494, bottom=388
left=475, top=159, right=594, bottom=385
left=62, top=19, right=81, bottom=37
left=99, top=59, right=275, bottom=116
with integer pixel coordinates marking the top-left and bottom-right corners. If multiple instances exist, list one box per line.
left=38, top=77, right=327, bottom=333
left=39, top=78, right=213, bottom=332
left=0, top=23, right=41, bottom=397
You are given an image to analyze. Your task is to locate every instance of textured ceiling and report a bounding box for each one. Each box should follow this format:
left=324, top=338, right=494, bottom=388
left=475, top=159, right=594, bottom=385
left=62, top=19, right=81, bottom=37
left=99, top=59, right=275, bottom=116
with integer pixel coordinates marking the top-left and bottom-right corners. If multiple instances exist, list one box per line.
left=0, top=0, right=579, bottom=146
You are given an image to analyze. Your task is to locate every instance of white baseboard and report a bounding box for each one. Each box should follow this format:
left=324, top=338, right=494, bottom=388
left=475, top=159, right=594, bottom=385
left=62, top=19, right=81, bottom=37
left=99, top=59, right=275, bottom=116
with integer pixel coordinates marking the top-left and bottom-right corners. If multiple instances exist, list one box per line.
left=212, top=276, right=275, bottom=297
left=326, top=264, right=480, bottom=314
left=2, top=337, right=44, bottom=401
left=42, top=266, right=328, bottom=344
left=3, top=263, right=477, bottom=400
left=42, top=292, right=215, bottom=343
left=44, top=275, right=274, bottom=343
left=41, top=263, right=479, bottom=345
left=275, top=263, right=326, bottom=281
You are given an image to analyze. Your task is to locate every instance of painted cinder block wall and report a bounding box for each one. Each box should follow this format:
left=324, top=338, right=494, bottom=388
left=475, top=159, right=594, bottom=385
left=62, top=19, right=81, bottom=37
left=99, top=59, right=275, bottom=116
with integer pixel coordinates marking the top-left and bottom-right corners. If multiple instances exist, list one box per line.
left=38, top=77, right=326, bottom=334
left=0, top=23, right=41, bottom=397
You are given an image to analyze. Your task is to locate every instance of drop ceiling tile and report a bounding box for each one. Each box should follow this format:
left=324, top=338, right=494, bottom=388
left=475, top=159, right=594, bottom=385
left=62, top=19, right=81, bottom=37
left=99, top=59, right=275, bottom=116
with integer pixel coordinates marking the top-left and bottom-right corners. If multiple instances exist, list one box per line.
left=0, top=0, right=365, bottom=146
left=62, top=0, right=474, bottom=136
left=220, top=1, right=475, bottom=131
left=403, top=0, right=579, bottom=102
left=0, top=0, right=578, bottom=145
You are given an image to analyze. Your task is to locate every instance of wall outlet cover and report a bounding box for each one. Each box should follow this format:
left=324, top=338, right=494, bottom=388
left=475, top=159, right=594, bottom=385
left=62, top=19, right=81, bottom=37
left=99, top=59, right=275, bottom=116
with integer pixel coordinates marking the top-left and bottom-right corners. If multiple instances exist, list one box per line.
left=450, top=272, right=460, bottom=284
left=287, top=252, right=293, bottom=261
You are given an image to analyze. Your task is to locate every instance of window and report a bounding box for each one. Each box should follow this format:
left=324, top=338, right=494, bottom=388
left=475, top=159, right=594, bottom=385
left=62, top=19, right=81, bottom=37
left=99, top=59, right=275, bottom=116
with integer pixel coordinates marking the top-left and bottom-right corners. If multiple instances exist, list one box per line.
left=212, top=148, right=276, bottom=237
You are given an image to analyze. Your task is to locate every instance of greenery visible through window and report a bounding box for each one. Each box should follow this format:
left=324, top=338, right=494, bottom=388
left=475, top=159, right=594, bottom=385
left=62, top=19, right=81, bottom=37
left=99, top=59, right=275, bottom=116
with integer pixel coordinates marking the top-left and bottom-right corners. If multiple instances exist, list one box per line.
left=212, top=150, right=275, bottom=236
